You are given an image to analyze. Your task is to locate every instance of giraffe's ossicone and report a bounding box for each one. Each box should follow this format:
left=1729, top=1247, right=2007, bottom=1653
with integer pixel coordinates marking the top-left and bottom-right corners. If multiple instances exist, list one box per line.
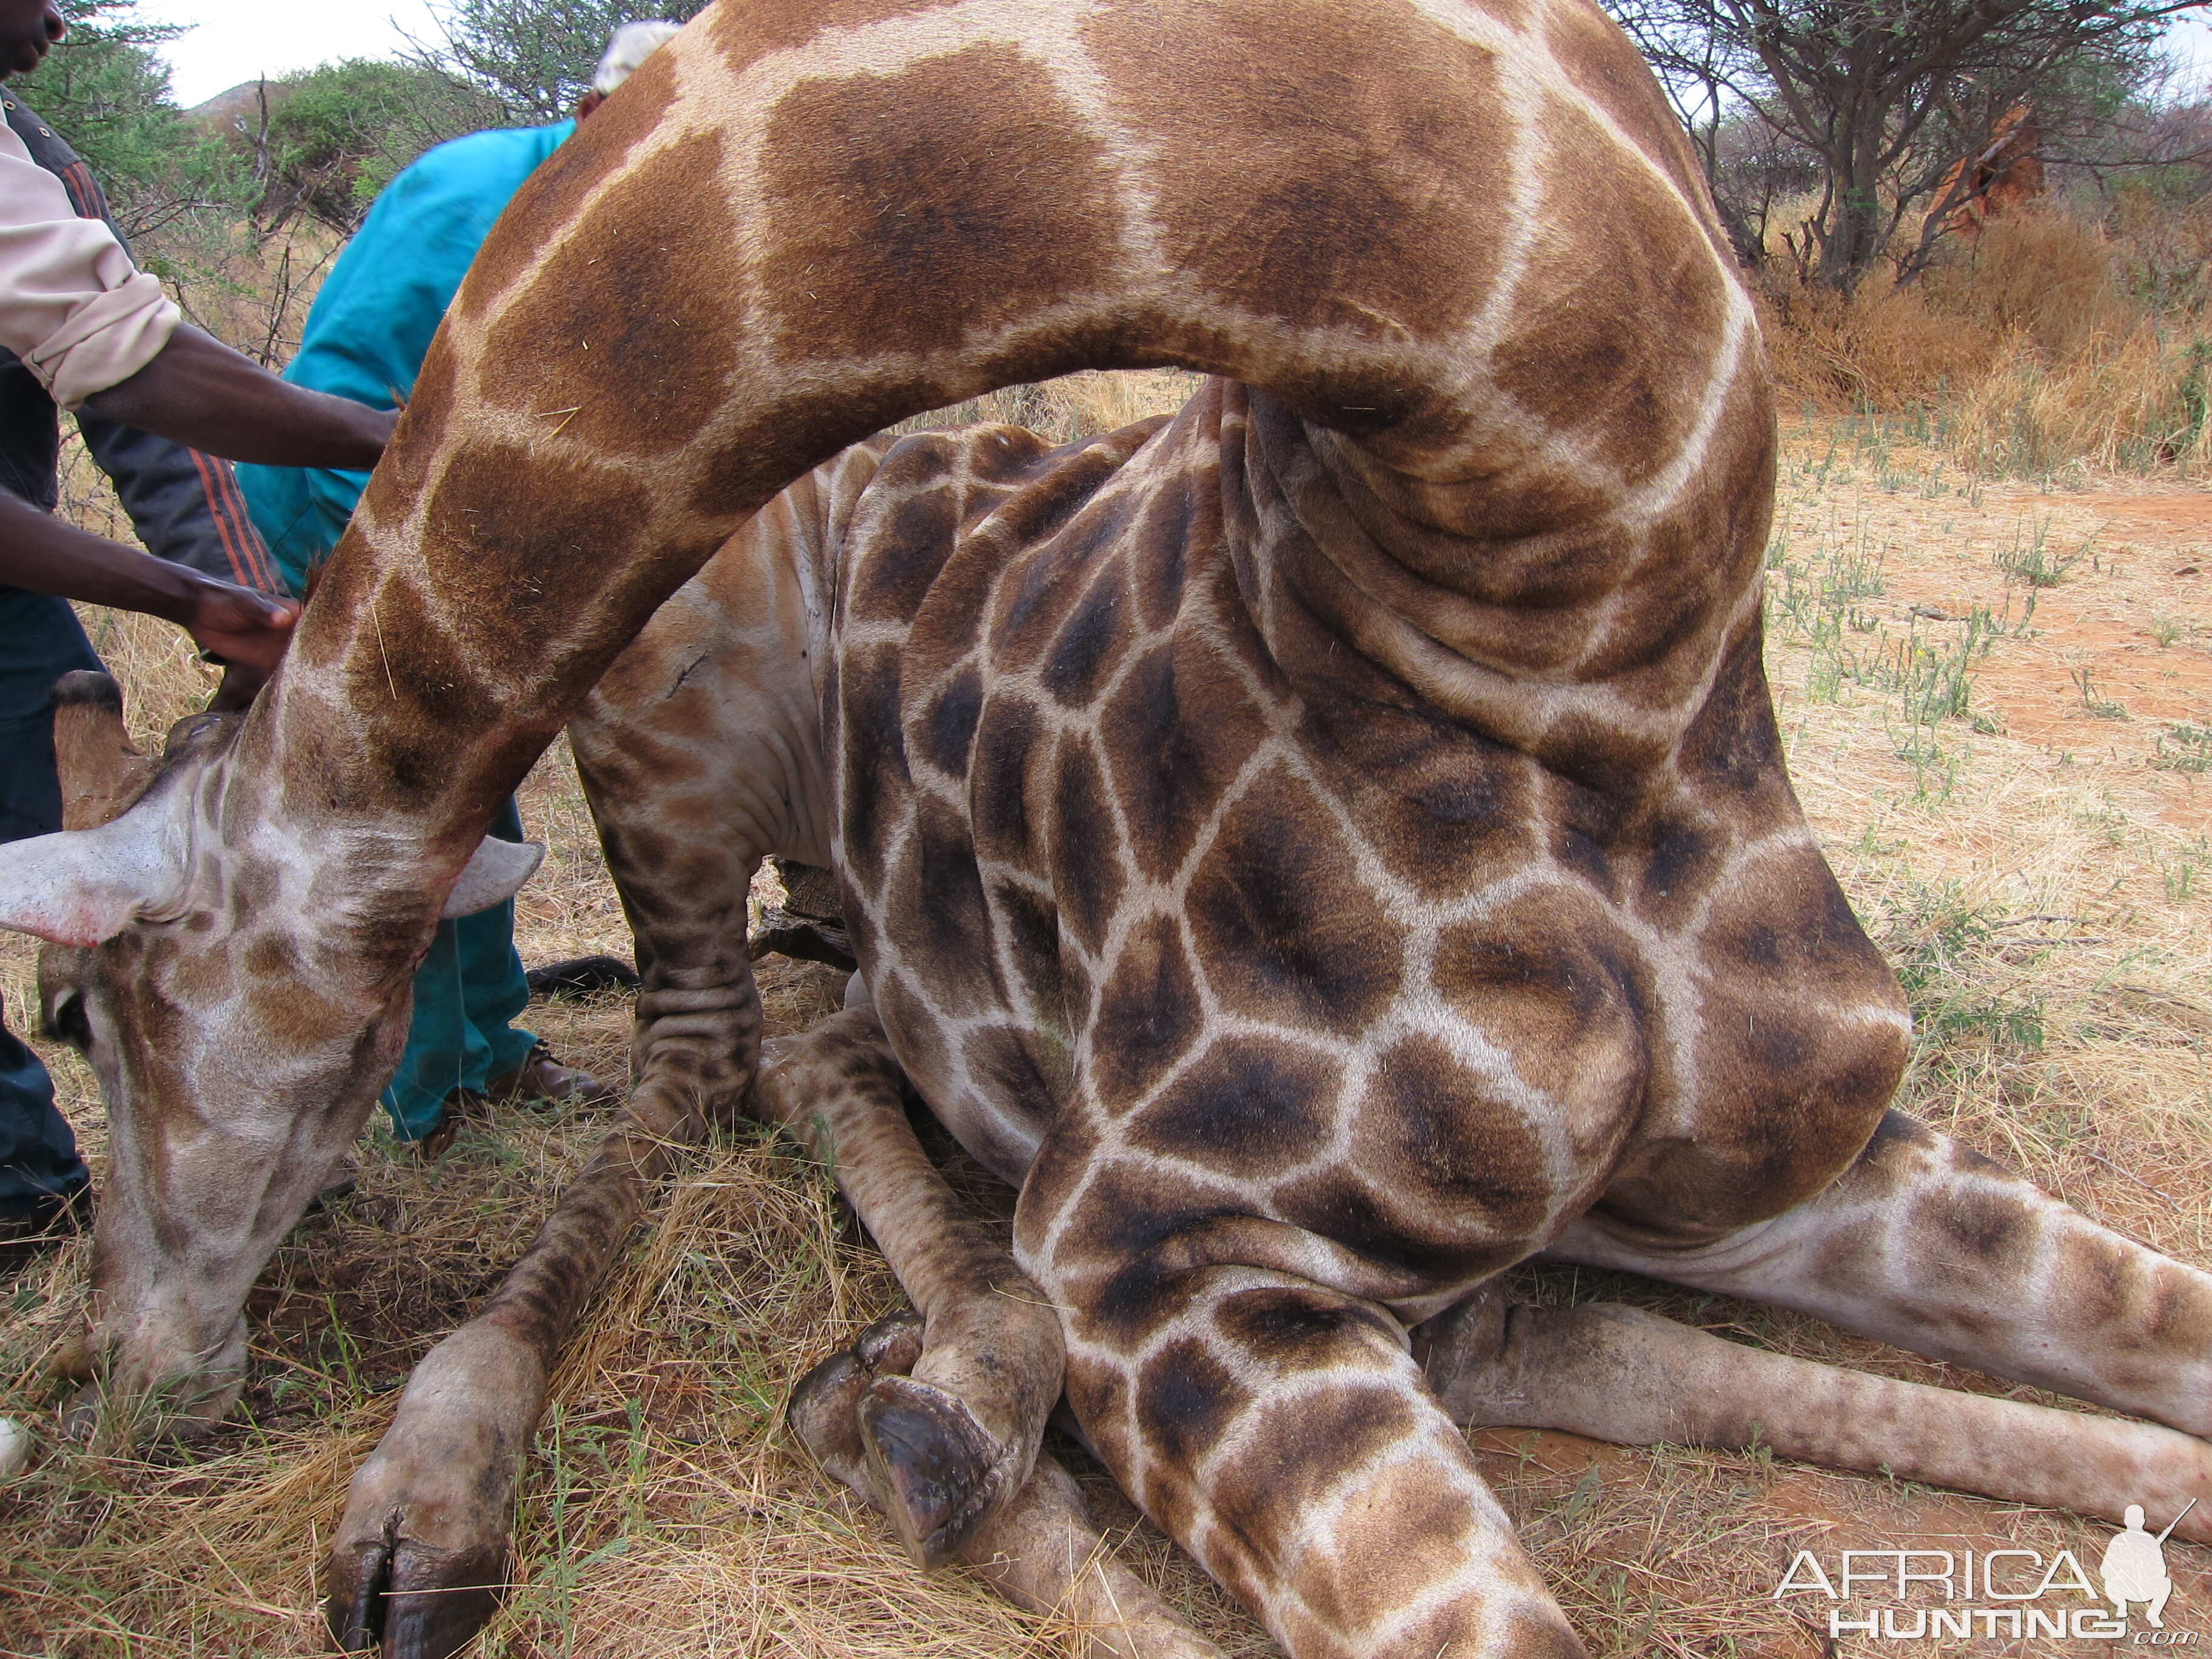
left=4, top=2, right=2210, bottom=1657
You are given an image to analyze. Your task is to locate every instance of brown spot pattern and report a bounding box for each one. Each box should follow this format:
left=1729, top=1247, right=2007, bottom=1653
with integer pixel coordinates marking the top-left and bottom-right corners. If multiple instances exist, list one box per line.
left=481, top=130, right=743, bottom=458
left=759, top=46, right=1125, bottom=361
left=1084, top=0, right=1510, bottom=344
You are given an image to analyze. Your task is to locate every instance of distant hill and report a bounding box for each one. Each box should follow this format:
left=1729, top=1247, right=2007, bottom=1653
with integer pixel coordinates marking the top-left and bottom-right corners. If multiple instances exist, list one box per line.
left=187, top=80, right=293, bottom=134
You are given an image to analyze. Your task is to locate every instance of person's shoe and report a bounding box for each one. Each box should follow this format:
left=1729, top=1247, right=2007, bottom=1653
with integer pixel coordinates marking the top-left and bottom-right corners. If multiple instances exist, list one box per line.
left=483, top=1044, right=612, bottom=1110
left=411, top=1093, right=480, bottom=1164
left=0, top=1187, right=92, bottom=1272
left=406, top=1047, right=612, bottom=1163
left=523, top=955, right=640, bottom=998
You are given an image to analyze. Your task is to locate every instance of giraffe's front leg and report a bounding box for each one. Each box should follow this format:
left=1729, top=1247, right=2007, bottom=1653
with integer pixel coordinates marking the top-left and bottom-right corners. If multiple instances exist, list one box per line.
left=791, top=1309, right=1226, bottom=1658
left=1045, top=1248, right=1582, bottom=1659
left=569, top=695, right=772, bottom=1142
left=757, top=1007, right=1065, bottom=1567
left=1547, top=1109, right=2212, bottom=1476
left=328, top=1092, right=712, bottom=1659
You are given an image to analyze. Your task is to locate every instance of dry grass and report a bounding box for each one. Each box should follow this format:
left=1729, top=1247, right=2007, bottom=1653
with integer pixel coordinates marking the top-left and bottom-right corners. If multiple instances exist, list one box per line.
left=3, top=375, right=2211, bottom=1656
left=894, top=369, right=1208, bottom=444
left=1761, top=196, right=2212, bottom=478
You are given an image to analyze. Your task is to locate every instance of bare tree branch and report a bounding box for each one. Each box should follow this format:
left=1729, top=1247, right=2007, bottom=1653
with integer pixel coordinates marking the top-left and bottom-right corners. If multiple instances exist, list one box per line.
left=1606, top=0, right=2207, bottom=289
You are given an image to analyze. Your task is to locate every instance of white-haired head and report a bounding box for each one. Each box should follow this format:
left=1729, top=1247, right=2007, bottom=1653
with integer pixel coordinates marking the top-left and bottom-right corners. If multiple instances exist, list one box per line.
left=592, top=20, right=682, bottom=96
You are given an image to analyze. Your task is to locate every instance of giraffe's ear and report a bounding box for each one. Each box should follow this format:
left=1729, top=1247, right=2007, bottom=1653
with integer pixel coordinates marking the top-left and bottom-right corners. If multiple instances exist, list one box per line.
left=52, top=672, right=159, bottom=832
left=441, top=836, right=545, bottom=918
left=0, top=816, right=178, bottom=948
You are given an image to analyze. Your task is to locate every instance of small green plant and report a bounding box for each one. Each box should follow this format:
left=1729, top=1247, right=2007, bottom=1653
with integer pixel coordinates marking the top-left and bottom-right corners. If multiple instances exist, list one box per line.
left=1892, top=725, right=1964, bottom=804
left=2071, top=666, right=2128, bottom=719
left=2148, top=614, right=2190, bottom=647
left=1853, top=822, right=1908, bottom=859
left=1996, top=517, right=2091, bottom=588
left=1765, top=520, right=1896, bottom=709
left=2153, top=722, right=2212, bottom=773
left=1881, top=876, right=2048, bottom=1053
left=1805, top=652, right=1842, bottom=703
left=2073, top=797, right=2130, bottom=846
left=2160, top=836, right=2210, bottom=902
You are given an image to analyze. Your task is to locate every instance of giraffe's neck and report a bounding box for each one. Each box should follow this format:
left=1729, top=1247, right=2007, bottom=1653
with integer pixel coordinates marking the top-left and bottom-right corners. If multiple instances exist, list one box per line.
left=198, top=0, right=1765, bottom=956
left=1216, top=378, right=1775, bottom=791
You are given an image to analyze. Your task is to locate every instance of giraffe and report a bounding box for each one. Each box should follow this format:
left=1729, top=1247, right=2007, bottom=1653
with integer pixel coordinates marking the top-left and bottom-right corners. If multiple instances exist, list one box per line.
left=2, top=0, right=2211, bottom=1654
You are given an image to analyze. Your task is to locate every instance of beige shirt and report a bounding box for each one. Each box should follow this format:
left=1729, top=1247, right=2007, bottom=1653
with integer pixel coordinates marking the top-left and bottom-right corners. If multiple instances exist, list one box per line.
left=0, top=116, right=177, bottom=408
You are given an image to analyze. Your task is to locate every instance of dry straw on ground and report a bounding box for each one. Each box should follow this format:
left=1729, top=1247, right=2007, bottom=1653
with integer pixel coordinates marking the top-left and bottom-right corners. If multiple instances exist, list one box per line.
left=2, top=375, right=2210, bottom=1657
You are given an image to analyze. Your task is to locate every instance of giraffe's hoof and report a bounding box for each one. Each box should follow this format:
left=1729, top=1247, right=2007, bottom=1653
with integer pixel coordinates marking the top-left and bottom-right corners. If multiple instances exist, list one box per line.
left=859, top=1372, right=1005, bottom=1570
left=791, top=1310, right=1013, bottom=1567
left=789, top=1310, right=926, bottom=1495
left=789, top=1349, right=870, bottom=1485
left=853, top=1309, right=926, bottom=1374
left=325, top=1517, right=505, bottom=1659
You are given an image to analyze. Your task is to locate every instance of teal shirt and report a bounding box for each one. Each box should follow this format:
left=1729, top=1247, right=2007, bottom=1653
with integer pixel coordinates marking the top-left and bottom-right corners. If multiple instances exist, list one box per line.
left=236, top=120, right=575, bottom=589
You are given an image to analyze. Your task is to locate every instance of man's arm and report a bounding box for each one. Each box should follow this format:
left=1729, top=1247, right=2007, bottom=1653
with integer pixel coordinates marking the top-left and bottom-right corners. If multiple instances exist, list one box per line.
left=84, top=325, right=394, bottom=471
left=0, top=489, right=296, bottom=670
left=24, top=107, right=290, bottom=598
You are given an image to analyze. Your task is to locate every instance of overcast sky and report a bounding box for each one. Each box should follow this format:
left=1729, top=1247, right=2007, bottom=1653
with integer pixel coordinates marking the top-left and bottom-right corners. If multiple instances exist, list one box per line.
left=135, top=0, right=444, bottom=107
left=134, top=0, right=2212, bottom=110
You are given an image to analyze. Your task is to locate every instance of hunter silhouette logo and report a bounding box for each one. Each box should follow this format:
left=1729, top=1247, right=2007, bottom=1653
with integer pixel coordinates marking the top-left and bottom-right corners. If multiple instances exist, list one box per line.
left=1774, top=1503, right=2199, bottom=1641
left=2104, top=1501, right=2196, bottom=1630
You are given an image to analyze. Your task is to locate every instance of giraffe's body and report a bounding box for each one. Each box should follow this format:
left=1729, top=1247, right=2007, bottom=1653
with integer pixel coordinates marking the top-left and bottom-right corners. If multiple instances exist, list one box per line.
left=5, top=1, right=2212, bottom=1654
left=555, top=406, right=2212, bottom=1659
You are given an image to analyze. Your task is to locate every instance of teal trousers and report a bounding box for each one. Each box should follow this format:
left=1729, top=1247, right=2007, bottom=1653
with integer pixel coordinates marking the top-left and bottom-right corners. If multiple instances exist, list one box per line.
left=378, top=796, right=538, bottom=1140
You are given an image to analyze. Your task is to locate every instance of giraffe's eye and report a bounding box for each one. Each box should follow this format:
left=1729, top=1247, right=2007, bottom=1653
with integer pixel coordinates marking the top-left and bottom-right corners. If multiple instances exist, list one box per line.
left=42, top=988, right=91, bottom=1051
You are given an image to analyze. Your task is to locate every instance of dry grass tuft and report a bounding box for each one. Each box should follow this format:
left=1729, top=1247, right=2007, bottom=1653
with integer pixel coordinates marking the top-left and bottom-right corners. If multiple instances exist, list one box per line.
left=1761, top=198, right=2212, bottom=477
left=3, top=375, right=2210, bottom=1655
left=896, top=369, right=1206, bottom=444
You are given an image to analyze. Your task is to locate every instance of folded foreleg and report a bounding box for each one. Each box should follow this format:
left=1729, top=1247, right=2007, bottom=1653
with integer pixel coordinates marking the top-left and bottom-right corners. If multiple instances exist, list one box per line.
left=757, top=1008, right=1065, bottom=1567
left=791, top=1309, right=1225, bottom=1658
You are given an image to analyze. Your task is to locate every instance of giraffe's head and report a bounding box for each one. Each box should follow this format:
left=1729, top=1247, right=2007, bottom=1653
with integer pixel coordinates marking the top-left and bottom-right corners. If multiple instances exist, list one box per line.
left=0, top=673, right=540, bottom=1442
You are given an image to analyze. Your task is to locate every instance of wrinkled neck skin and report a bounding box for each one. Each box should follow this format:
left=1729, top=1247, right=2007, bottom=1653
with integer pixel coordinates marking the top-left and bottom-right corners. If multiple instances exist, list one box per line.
left=48, top=0, right=1761, bottom=1435
left=1211, top=370, right=1771, bottom=794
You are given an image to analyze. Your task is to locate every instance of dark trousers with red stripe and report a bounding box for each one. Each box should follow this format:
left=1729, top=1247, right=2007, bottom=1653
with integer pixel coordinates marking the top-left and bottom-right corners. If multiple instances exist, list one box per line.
left=0, top=352, right=277, bottom=1222
left=0, top=349, right=280, bottom=594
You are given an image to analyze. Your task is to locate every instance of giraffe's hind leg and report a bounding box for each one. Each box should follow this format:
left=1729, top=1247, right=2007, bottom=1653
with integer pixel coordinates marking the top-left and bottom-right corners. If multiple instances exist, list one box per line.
left=1520, top=1108, right=2212, bottom=1532
left=757, top=1007, right=1065, bottom=1567
left=1417, top=1289, right=2212, bottom=1539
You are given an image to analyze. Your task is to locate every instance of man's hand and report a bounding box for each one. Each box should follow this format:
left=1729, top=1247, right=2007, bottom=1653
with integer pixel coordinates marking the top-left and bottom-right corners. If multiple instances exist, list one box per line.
left=0, top=489, right=299, bottom=688
left=183, top=580, right=298, bottom=672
